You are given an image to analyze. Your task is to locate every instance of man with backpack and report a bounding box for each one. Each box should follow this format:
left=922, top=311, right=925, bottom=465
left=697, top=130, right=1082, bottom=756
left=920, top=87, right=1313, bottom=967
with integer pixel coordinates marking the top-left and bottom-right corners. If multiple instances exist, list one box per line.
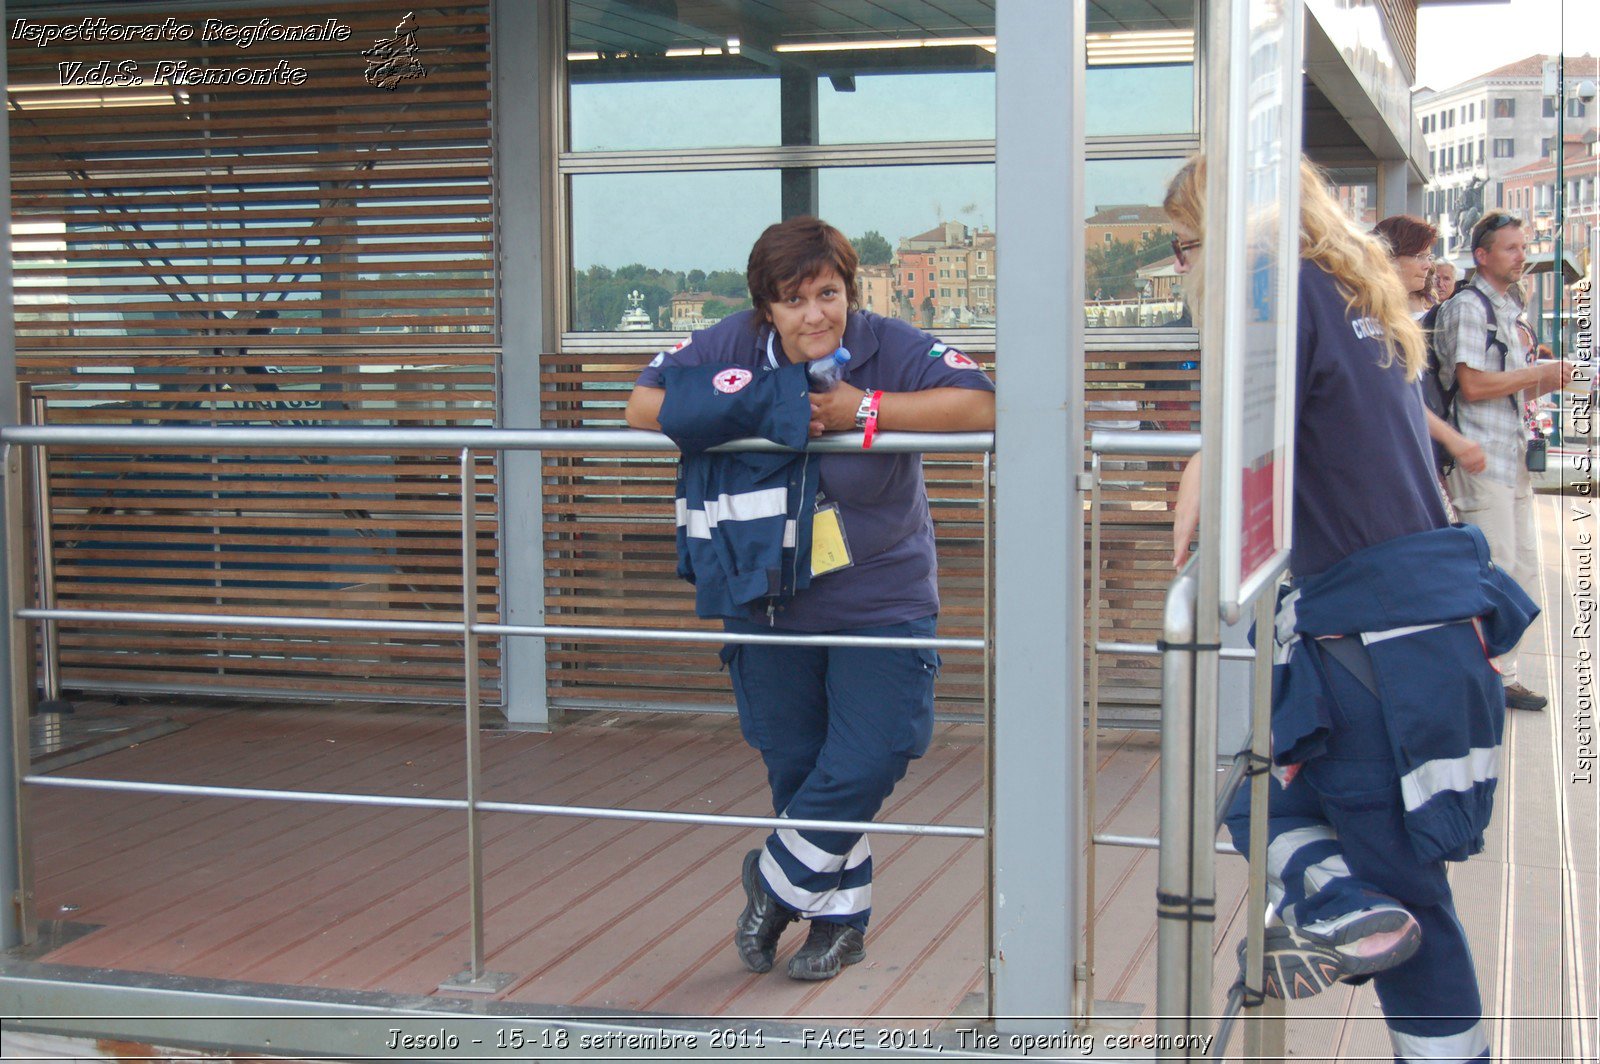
left=1433, top=211, right=1576, bottom=711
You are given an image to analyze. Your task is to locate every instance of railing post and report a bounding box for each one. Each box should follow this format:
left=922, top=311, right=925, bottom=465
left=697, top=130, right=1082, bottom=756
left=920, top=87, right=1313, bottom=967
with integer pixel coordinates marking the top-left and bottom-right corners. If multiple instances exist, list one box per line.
left=0, top=15, right=29, bottom=951
left=1242, top=585, right=1287, bottom=1056
left=1081, top=451, right=1103, bottom=1021
left=28, top=395, right=66, bottom=713
left=440, top=447, right=511, bottom=994
left=981, top=450, right=998, bottom=1013
left=3, top=440, right=36, bottom=949
left=1154, top=562, right=1216, bottom=1056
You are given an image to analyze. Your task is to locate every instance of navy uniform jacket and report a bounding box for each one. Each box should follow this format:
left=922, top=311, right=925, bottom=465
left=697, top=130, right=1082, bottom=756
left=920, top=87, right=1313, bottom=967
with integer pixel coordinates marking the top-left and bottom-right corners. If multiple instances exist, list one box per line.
left=1272, top=524, right=1537, bottom=863
left=640, top=310, right=993, bottom=629
left=655, top=359, right=820, bottom=620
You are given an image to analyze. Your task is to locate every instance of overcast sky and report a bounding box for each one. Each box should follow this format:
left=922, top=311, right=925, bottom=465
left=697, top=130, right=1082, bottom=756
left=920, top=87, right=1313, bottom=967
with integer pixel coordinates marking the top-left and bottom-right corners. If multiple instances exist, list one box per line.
left=1415, top=0, right=1600, bottom=90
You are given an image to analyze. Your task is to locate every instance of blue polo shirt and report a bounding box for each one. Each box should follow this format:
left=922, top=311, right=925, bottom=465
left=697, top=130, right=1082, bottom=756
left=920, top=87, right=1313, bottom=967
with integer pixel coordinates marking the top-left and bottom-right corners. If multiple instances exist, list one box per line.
left=637, top=310, right=994, bottom=630
left=1291, top=261, right=1449, bottom=577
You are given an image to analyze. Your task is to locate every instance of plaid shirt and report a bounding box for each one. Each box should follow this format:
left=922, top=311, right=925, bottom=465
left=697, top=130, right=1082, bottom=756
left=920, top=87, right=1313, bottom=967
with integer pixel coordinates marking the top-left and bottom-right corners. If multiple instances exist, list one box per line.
left=1435, top=275, right=1533, bottom=486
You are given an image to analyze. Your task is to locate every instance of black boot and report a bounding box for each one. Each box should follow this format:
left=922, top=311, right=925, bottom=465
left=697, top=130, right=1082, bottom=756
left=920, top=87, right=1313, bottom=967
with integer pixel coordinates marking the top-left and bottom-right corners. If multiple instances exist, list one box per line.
left=734, top=849, right=796, bottom=973
left=786, top=920, right=866, bottom=981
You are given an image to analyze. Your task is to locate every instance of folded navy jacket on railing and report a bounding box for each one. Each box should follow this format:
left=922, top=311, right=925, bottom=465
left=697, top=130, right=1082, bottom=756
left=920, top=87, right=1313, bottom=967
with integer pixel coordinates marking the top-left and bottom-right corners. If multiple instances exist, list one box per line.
left=659, top=361, right=821, bottom=618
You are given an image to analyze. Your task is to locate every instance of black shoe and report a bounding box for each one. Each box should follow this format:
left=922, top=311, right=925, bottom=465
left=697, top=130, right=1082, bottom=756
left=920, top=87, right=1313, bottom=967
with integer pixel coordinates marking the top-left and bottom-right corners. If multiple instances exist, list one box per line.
left=1504, top=682, right=1548, bottom=711
left=786, top=921, right=866, bottom=981
left=1239, top=906, right=1421, bottom=1000
left=734, top=849, right=795, bottom=974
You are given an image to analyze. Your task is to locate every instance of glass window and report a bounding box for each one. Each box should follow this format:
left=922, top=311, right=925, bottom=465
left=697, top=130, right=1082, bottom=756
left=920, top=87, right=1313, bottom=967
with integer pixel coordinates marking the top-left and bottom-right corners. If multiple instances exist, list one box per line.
left=1544, top=97, right=1557, bottom=118
left=1493, top=97, right=1515, bottom=118
left=1323, top=166, right=1378, bottom=226
left=562, top=0, right=1199, bottom=336
left=819, top=164, right=995, bottom=328
left=1086, top=0, right=1197, bottom=136
left=568, top=77, right=777, bottom=152
left=1493, top=138, right=1515, bottom=158
left=1082, top=157, right=1188, bottom=327
left=568, top=163, right=1004, bottom=332
left=568, top=171, right=779, bottom=330
left=569, top=0, right=999, bottom=150
left=818, top=71, right=995, bottom=144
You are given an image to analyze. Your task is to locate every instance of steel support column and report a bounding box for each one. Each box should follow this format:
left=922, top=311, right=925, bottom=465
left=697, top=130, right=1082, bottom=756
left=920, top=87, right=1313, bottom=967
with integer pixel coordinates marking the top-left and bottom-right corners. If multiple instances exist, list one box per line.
left=1377, top=159, right=1413, bottom=219
left=492, top=0, right=559, bottom=727
left=991, top=0, right=1085, bottom=1032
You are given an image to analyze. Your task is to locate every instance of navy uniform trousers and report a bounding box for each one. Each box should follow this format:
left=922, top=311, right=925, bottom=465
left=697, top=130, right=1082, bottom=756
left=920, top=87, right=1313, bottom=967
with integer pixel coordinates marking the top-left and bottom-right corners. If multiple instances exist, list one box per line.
left=1226, top=642, right=1490, bottom=1063
left=721, top=615, right=939, bottom=931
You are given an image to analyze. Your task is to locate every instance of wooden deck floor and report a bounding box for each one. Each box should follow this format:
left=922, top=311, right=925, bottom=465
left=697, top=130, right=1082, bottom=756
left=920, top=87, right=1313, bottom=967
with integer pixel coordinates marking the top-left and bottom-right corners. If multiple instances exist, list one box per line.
left=14, top=494, right=1596, bottom=1059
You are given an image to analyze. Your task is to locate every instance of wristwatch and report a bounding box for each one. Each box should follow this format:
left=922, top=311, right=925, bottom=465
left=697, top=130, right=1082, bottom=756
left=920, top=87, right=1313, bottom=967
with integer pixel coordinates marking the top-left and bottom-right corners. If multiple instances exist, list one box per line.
left=854, top=393, right=875, bottom=429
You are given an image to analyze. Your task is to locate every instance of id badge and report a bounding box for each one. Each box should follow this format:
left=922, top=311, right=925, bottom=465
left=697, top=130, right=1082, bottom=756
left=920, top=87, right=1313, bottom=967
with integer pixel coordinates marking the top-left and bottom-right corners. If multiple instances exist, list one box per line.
left=809, top=502, right=854, bottom=578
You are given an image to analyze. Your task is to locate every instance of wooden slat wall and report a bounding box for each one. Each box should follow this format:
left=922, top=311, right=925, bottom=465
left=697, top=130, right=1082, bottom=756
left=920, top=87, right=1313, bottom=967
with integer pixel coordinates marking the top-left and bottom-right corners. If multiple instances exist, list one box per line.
left=538, top=352, right=992, bottom=715
left=539, top=346, right=1192, bottom=718
left=9, top=2, right=492, bottom=347
left=22, top=352, right=500, bottom=703
left=9, top=2, right=498, bottom=704
left=1087, top=350, right=1198, bottom=716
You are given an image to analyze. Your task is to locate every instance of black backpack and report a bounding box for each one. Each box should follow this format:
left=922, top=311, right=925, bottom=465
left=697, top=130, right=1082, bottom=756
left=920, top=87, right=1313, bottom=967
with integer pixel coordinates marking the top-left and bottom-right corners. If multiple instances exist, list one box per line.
left=1419, top=284, right=1507, bottom=476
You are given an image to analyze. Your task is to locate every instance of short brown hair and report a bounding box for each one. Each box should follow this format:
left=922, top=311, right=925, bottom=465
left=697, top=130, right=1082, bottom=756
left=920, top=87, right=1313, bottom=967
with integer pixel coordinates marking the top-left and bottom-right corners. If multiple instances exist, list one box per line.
left=1371, top=214, right=1437, bottom=258
left=1470, top=210, right=1523, bottom=253
left=746, top=216, right=859, bottom=323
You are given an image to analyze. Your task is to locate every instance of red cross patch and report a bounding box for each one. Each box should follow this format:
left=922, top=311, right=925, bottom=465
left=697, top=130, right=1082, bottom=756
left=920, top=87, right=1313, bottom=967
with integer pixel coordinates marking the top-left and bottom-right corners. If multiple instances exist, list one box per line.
left=944, top=350, right=980, bottom=370
left=713, top=368, right=753, bottom=394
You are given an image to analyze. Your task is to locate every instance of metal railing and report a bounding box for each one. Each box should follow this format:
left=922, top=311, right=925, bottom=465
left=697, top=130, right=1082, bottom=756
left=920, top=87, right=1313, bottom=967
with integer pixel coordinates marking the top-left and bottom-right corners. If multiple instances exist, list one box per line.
left=1085, top=430, right=1283, bottom=1059
left=8, top=418, right=1283, bottom=1049
left=2, top=422, right=992, bottom=994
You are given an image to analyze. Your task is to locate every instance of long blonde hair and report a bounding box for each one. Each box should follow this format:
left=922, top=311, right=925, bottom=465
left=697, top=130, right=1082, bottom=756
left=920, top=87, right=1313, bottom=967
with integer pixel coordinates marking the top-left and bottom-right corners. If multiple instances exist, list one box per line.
left=1163, top=156, right=1426, bottom=381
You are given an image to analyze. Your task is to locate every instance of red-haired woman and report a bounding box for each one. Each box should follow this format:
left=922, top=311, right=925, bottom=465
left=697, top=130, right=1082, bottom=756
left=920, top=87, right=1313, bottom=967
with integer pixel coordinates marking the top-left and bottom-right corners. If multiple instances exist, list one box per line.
left=1373, top=214, right=1487, bottom=479
left=627, top=216, right=994, bottom=981
left=1372, top=214, right=1439, bottom=317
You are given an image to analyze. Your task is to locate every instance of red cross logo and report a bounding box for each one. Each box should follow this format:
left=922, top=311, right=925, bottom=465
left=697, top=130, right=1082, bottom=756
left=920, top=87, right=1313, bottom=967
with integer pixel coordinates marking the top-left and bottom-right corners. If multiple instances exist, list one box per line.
left=713, top=368, right=753, bottom=394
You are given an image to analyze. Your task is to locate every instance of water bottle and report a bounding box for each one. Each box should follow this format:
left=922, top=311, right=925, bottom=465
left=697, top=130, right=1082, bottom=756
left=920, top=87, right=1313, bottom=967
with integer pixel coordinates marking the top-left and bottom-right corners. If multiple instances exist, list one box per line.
left=806, top=347, right=851, bottom=392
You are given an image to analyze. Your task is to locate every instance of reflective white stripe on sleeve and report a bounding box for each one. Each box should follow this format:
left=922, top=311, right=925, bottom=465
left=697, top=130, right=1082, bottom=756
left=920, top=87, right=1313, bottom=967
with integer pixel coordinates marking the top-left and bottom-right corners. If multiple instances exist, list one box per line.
left=1273, top=589, right=1301, bottom=646
left=1360, top=621, right=1449, bottom=645
left=705, top=486, right=788, bottom=525
left=675, top=499, right=711, bottom=540
left=1400, top=746, right=1501, bottom=812
left=1388, top=1020, right=1489, bottom=1062
left=676, top=487, right=788, bottom=540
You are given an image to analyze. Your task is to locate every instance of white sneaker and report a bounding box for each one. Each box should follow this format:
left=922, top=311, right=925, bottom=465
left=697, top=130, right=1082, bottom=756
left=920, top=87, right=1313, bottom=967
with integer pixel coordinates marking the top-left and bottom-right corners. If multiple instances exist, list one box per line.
left=1244, top=905, right=1422, bottom=999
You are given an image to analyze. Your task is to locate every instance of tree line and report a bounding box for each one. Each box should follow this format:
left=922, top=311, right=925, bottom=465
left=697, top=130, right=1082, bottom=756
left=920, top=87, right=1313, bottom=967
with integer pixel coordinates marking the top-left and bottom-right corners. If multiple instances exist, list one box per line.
left=572, top=231, right=895, bottom=330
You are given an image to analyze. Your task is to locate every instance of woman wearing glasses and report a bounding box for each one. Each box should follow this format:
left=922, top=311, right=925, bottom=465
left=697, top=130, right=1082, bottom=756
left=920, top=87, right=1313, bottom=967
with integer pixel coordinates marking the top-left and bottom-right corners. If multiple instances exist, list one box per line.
left=1165, top=158, right=1536, bottom=1064
left=1372, top=215, right=1439, bottom=317
left=1371, top=214, right=1487, bottom=479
